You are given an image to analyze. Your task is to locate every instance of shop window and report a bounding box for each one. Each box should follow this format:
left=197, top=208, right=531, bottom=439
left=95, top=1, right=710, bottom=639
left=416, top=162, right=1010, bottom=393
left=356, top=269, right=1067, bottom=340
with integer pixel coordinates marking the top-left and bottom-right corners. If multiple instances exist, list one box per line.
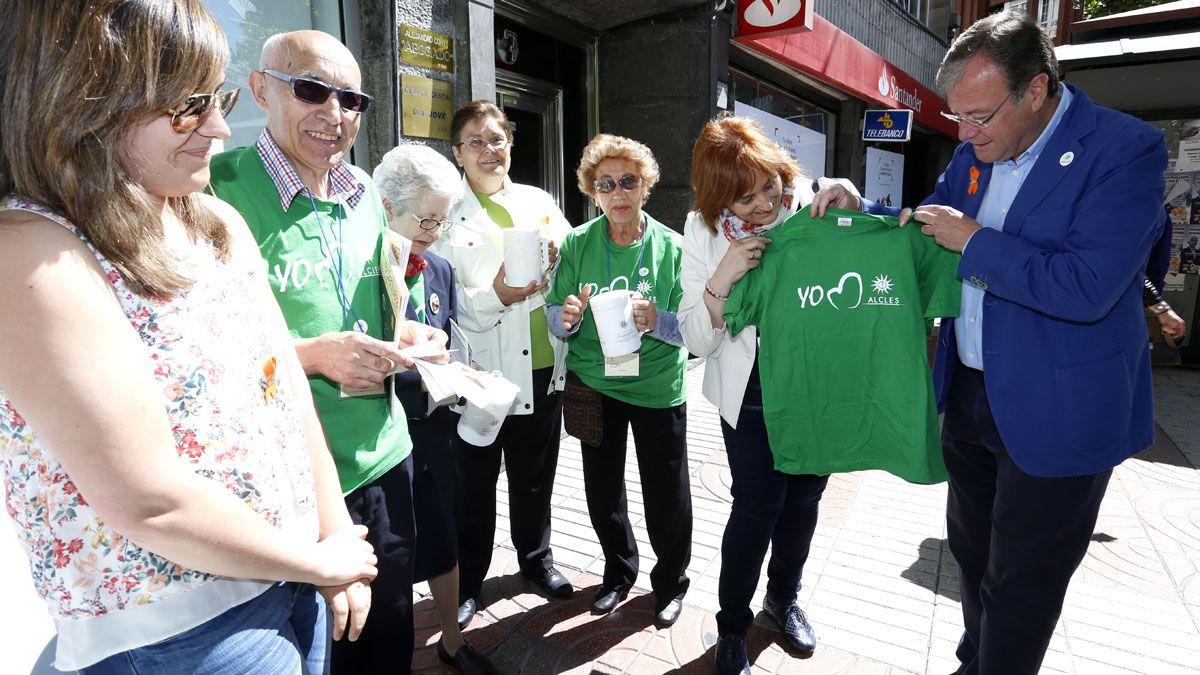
left=1002, top=0, right=1059, bottom=34
left=201, top=0, right=345, bottom=150
left=729, top=69, right=836, bottom=177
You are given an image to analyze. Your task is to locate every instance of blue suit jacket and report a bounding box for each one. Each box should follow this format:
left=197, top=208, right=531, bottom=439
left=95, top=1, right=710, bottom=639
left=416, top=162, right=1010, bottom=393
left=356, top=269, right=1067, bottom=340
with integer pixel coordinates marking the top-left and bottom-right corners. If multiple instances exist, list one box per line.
left=926, top=85, right=1166, bottom=477
left=394, top=250, right=457, bottom=421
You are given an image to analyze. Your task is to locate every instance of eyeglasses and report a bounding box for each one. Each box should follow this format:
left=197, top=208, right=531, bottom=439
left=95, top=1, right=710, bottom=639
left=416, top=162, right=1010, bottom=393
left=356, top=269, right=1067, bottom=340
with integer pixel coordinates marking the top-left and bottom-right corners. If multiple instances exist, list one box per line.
left=940, top=92, right=1012, bottom=129
left=261, top=69, right=373, bottom=113
left=166, top=88, right=240, bottom=133
left=410, top=213, right=452, bottom=232
left=593, top=174, right=642, bottom=194
left=455, top=136, right=509, bottom=151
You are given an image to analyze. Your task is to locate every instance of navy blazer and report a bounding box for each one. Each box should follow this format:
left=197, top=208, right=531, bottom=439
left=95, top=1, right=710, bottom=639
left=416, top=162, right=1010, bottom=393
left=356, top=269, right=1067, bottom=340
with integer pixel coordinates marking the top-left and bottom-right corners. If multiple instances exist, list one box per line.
left=926, top=85, right=1166, bottom=477
left=395, top=250, right=457, bottom=420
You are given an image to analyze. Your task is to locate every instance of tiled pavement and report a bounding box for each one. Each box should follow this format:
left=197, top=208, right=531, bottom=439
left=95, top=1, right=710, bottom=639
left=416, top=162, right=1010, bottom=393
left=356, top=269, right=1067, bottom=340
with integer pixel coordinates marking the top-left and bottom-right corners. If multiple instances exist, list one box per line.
left=3, top=364, right=1199, bottom=674
left=412, top=363, right=1200, bottom=675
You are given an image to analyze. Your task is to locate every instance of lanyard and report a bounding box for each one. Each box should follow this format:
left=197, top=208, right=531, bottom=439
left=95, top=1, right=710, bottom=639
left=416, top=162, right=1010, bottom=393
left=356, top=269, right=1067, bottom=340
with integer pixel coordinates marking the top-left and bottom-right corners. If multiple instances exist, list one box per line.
left=604, top=217, right=648, bottom=290
left=308, top=192, right=365, bottom=333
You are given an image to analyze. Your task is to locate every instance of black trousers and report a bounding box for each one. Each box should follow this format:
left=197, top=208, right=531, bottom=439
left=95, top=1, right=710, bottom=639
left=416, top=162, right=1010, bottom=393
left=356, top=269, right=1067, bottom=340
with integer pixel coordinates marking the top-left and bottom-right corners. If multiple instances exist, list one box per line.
left=943, top=365, right=1111, bottom=675
left=716, top=400, right=827, bottom=636
left=331, top=455, right=415, bottom=675
left=580, top=392, right=692, bottom=607
left=454, top=367, right=562, bottom=601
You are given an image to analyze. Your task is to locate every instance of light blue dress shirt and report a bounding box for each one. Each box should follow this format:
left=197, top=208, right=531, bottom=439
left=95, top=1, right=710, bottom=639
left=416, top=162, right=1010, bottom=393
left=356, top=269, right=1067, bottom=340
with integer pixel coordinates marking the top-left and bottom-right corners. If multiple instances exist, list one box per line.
left=956, top=86, right=1074, bottom=370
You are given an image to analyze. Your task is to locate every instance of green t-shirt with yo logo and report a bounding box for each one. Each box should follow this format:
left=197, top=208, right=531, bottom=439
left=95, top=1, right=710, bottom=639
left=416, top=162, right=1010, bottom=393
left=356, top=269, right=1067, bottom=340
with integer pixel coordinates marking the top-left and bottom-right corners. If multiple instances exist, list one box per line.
left=724, top=207, right=961, bottom=484
left=548, top=212, right=686, bottom=408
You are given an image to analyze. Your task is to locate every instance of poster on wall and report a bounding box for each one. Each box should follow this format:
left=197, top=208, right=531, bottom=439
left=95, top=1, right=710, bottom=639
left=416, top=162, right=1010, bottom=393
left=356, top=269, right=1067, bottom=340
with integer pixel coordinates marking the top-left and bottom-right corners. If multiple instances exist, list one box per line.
left=865, top=146, right=904, bottom=208
left=1177, top=138, right=1200, bottom=172
left=1163, top=172, right=1193, bottom=288
left=734, top=101, right=827, bottom=178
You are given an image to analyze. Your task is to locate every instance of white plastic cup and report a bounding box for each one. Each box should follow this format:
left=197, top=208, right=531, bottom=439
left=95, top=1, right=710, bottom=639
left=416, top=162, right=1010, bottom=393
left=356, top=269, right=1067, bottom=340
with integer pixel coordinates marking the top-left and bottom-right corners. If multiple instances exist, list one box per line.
left=502, top=228, right=550, bottom=287
left=589, top=289, right=642, bottom=358
left=457, top=372, right=519, bottom=446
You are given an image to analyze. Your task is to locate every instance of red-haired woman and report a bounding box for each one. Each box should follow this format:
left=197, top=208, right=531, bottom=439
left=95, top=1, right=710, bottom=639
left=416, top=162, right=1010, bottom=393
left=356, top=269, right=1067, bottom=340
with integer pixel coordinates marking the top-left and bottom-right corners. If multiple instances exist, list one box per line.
left=678, top=116, right=885, bottom=674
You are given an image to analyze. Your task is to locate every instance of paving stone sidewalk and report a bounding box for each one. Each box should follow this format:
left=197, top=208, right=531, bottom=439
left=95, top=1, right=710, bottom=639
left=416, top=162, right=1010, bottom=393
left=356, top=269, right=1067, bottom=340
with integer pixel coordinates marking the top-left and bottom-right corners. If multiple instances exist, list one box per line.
left=2, top=364, right=1197, bottom=674
left=414, top=363, right=1200, bottom=675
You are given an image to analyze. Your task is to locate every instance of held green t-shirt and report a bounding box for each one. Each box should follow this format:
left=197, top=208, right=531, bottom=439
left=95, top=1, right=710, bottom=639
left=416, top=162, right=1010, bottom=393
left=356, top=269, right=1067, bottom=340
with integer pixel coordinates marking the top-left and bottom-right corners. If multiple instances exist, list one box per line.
left=724, top=207, right=961, bottom=484
left=474, top=191, right=555, bottom=370
left=547, top=212, right=686, bottom=408
left=209, top=146, right=412, bottom=495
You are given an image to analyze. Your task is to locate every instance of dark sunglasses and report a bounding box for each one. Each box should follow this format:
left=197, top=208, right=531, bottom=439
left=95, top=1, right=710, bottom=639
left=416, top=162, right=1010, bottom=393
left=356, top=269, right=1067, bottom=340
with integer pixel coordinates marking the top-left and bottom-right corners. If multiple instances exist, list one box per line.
left=261, top=69, right=373, bottom=113
left=166, top=88, right=240, bottom=133
left=593, top=174, right=642, bottom=194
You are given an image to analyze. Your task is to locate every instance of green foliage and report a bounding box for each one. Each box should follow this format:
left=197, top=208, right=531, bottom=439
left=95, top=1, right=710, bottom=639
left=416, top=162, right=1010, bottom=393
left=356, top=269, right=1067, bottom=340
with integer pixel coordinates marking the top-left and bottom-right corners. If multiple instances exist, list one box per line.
left=1082, top=0, right=1178, bottom=20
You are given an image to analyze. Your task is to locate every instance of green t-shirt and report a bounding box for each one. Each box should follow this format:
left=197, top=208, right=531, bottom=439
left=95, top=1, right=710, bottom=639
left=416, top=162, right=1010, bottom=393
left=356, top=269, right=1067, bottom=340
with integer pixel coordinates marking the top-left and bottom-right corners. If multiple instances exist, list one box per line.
left=209, top=146, right=412, bottom=495
left=474, top=190, right=555, bottom=370
left=724, top=207, right=961, bottom=484
left=548, top=212, right=686, bottom=408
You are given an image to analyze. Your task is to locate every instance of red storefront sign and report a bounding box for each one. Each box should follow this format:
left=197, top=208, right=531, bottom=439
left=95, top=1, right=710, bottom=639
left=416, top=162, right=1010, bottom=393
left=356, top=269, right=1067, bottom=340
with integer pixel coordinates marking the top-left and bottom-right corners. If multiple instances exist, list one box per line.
left=737, top=0, right=814, bottom=38
left=735, top=13, right=957, bottom=138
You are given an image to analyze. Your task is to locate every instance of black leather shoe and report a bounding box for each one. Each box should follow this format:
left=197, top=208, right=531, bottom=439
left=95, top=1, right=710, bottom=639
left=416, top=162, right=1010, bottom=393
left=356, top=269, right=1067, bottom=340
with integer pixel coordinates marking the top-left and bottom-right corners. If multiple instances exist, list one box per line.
left=591, top=587, right=629, bottom=614
left=714, top=633, right=752, bottom=675
left=522, top=566, right=574, bottom=599
left=654, top=593, right=685, bottom=627
left=762, top=596, right=816, bottom=652
left=457, top=597, right=477, bottom=629
left=437, top=640, right=500, bottom=675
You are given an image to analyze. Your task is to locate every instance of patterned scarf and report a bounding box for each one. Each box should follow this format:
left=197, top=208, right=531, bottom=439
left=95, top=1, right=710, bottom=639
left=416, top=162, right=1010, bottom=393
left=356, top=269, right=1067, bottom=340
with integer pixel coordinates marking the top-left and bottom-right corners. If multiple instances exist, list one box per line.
left=405, top=254, right=427, bottom=278
left=719, top=181, right=797, bottom=242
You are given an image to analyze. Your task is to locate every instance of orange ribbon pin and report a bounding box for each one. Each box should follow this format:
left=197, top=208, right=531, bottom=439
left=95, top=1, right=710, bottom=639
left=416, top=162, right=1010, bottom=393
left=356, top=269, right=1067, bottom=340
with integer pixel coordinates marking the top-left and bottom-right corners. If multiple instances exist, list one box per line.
left=967, top=166, right=980, bottom=196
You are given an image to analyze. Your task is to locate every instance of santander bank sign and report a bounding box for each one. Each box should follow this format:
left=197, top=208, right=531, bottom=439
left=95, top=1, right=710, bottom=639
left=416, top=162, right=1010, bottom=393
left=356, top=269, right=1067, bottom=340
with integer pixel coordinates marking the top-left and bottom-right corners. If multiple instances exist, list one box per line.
left=738, top=0, right=814, bottom=37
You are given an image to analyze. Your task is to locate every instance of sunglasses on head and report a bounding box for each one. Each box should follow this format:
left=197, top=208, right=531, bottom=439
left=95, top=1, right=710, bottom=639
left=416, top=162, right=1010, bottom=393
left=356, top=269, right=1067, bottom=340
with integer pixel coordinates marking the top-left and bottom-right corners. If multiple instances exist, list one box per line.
left=593, top=174, right=642, bottom=194
left=167, top=88, right=240, bottom=133
left=261, top=69, right=373, bottom=113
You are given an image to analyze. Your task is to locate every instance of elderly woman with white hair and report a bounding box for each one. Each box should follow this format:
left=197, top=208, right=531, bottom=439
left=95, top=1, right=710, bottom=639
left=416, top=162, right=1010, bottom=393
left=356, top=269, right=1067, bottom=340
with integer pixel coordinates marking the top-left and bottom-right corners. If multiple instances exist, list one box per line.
left=373, top=144, right=496, bottom=675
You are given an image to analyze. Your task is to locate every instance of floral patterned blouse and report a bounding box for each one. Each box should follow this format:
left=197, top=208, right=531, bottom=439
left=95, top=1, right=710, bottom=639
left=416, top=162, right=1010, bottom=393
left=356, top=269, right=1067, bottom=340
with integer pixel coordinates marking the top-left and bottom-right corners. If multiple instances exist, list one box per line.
left=0, top=198, right=318, bottom=668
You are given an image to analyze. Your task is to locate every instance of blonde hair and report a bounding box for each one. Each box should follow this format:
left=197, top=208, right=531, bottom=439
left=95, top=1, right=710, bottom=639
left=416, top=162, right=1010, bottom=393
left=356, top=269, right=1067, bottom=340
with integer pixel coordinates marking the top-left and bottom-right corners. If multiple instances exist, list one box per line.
left=689, top=117, right=806, bottom=233
left=576, top=134, right=660, bottom=203
left=0, top=0, right=231, bottom=297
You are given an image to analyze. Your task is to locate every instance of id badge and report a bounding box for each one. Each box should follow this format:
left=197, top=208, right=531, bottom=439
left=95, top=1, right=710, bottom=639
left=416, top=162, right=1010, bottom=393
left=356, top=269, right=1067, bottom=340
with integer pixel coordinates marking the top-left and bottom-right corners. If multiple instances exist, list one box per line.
left=604, top=353, right=639, bottom=378
left=340, top=382, right=386, bottom=398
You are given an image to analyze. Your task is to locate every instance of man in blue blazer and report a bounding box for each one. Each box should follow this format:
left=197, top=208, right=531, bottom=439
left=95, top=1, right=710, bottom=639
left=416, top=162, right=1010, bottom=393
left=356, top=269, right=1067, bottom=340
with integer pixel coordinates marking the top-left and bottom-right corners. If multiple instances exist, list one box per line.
left=896, top=13, right=1166, bottom=675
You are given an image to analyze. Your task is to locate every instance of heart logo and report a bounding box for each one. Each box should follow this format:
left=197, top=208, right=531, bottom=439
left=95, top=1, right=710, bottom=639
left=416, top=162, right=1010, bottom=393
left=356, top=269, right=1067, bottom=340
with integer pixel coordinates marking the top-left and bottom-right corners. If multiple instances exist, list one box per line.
left=826, top=272, right=863, bottom=310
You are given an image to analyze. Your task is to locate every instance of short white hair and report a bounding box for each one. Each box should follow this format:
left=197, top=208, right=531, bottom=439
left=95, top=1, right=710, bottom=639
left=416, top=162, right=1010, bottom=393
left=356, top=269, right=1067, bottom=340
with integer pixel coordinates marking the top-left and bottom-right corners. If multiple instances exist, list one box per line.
left=373, top=144, right=463, bottom=215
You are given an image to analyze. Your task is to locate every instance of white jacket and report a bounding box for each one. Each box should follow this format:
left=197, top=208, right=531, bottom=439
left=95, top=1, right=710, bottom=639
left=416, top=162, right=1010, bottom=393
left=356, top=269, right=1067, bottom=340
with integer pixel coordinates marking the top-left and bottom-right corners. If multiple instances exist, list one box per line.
left=433, top=175, right=573, bottom=414
left=677, top=181, right=816, bottom=428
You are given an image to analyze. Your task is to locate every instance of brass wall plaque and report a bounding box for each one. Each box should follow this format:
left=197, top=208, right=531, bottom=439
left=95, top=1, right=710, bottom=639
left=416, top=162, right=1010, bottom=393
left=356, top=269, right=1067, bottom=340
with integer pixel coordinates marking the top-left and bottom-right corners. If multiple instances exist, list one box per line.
left=400, top=24, right=454, bottom=73
left=401, top=74, right=453, bottom=140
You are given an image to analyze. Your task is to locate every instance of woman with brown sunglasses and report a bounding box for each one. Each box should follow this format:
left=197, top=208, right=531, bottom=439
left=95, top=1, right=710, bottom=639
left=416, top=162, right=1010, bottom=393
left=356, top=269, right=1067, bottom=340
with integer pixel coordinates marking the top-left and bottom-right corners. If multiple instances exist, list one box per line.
left=0, top=1, right=375, bottom=672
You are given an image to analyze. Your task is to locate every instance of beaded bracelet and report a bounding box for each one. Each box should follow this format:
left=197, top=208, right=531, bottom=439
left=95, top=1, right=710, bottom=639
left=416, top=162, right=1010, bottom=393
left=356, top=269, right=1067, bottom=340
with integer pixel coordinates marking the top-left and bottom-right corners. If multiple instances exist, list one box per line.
left=705, top=282, right=729, bottom=302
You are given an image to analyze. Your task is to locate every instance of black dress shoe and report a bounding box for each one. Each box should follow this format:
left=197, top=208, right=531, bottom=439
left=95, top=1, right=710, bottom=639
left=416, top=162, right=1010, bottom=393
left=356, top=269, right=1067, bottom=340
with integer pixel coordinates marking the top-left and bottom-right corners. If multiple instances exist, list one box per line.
left=591, top=587, right=629, bottom=614
left=437, top=640, right=500, bottom=675
left=654, top=593, right=685, bottom=627
left=714, top=633, right=751, bottom=675
left=762, top=596, right=816, bottom=652
left=457, top=597, right=478, bottom=629
left=522, top=566, right=573, bottom=599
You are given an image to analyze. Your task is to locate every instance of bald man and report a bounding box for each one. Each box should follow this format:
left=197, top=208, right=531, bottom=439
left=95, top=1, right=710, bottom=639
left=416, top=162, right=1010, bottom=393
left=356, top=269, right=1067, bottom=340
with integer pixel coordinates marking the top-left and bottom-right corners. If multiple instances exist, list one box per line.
left=210, top=30, right=444, bottom=674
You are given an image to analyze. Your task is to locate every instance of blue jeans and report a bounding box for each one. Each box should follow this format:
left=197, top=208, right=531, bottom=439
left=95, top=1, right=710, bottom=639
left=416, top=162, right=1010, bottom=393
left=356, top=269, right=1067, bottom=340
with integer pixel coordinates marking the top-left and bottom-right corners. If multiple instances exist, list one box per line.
left=83, top=583, right=329, bottom=675
left=716, top=399, right=828, bottom=636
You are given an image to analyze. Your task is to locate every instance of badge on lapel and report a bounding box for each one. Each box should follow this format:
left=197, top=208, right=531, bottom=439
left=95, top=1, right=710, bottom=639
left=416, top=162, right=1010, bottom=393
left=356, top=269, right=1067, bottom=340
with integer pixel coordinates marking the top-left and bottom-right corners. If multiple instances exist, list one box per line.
left=967, top=166, right=981, bottom=197
left=429, top=292, right=441, bottom=316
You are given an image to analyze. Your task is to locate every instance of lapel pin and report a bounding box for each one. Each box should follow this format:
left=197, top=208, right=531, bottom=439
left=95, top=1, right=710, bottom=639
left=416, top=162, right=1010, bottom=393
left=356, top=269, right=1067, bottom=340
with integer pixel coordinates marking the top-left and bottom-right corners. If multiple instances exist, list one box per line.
left=1059, top=151, right=1074, bottom=166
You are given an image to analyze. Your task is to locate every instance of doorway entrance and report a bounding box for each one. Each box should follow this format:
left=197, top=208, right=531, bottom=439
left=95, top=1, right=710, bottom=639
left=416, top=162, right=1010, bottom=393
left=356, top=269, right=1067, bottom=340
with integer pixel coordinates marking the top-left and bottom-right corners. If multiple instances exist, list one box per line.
left=494, top=3, right=598, bottom=225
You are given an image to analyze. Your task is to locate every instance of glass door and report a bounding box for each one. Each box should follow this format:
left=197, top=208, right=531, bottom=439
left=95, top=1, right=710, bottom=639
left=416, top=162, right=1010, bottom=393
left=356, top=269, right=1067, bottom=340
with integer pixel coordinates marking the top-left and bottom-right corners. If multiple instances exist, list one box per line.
left=496, top=72, right=565, bottom=211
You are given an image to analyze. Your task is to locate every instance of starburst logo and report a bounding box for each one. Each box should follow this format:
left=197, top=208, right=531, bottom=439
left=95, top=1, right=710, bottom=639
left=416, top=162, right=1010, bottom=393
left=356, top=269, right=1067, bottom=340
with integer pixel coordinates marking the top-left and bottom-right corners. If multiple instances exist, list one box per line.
left=635, top=280, right=653, bottom=295
left=871, top=275, right=894, bottom=294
